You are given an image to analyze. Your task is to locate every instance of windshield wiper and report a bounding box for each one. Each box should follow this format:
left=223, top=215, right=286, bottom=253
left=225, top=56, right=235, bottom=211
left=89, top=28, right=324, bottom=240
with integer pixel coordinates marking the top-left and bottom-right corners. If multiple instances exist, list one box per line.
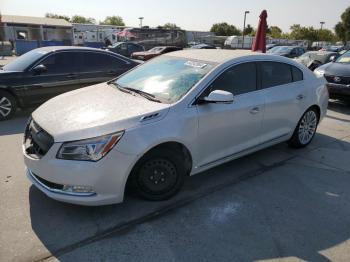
left=109, top=82, right=162, bottom=103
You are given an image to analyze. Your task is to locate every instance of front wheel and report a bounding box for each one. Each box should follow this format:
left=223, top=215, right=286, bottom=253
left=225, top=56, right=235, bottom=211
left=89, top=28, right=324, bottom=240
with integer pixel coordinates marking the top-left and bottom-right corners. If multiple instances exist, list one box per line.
left=131, top=148, right=185, bottom=201
left=288, top=108, right=319, bottom=148
left=0, top=91, right=17, bottom=121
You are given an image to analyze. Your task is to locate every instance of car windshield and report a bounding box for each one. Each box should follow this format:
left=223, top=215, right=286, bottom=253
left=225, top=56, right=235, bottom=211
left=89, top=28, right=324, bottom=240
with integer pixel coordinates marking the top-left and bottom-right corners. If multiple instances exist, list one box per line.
left=3, top=49, right=48, bottom=71
left=336, top=51, right=350, bottom=64
left=148, top=47, right=165, bottom=53
left=115, top=56, right=214, bottom=104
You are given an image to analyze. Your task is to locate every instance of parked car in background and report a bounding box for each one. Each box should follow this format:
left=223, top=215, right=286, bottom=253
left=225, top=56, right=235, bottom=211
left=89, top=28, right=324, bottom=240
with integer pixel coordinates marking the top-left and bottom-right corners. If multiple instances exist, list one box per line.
left=266, top=43, right=277, bottom=50
left=23, top=49, right=328, bottom=206
left=0, top=46, right=139, bottom=120
left=131, top=46, right=182, bottom=61
left=314, top=50, right=350, bottom=102
left=190, top=43, right=216, bottom=49
left=295, top=51, right=339, bottom=71
left=321, top=45, right=344, bottom=52
left=105, top=42, right=145, bottom=57
left=267, top=46, right=305, bottom=58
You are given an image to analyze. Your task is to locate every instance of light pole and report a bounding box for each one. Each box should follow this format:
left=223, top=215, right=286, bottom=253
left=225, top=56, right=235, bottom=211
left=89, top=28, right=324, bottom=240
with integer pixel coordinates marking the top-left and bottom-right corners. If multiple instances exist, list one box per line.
left=320, top=21, right=325, bottom=30
left=138, top=17, right=144, bottom=28
left=319, top=21, right=325, bottom=46
left=242, top=11, right=250, bottom=49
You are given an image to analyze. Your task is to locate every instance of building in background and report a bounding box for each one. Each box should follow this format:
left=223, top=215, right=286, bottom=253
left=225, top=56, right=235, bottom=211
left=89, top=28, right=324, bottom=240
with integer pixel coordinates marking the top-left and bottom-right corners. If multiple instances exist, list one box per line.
left=1, top=15, right=72, bottom=42
left=0, top=15, right=72, bottom=55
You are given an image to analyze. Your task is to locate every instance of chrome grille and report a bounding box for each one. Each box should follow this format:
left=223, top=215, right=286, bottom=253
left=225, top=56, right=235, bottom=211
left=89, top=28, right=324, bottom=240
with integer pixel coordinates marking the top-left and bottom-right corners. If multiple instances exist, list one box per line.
left=24, top=119, right=54, bottom=158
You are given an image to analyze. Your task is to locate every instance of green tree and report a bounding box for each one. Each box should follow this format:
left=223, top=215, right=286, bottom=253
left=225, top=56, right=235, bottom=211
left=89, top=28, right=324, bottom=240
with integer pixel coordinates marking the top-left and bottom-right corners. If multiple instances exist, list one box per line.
left=243, top=24, right=254, bottom=35
left=100, top=16, right=125, bottom=26
left=45, top=13, right=70, bottom=22
left=210, top=22, right=241, bottom=36
left=335, top=7, right=350, bottom=43
left=71, top=15, right=96, bottom=24
left=268, top=26, right=282, bottom=38
left=162, top=23, right=181, bottom=29
left=335, top=22, right=346, bottom=43
left=319, top=29, right=337, bottom=42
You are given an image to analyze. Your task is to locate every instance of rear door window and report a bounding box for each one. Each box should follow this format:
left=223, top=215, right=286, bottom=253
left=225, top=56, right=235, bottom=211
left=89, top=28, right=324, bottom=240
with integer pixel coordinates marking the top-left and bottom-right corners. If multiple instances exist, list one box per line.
left=80, top=52, right=126, bottom=72
left=260, top=62, right=292, bottom=89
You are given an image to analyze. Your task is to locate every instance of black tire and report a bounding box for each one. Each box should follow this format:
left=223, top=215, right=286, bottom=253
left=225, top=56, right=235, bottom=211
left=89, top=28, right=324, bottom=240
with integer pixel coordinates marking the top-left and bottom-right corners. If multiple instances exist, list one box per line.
left=288, top=107, right=319, bottom=148
left=0, top=90, right=17, bottom=121
left=131, top=148, right=186, bottom=201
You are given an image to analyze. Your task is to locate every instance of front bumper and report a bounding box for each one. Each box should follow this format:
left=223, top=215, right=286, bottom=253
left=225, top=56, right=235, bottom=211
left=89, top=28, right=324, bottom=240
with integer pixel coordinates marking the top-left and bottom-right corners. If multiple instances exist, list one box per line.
left=24, top=142, right=138, bottom=206
left=327, top=83, right=350, bottom=99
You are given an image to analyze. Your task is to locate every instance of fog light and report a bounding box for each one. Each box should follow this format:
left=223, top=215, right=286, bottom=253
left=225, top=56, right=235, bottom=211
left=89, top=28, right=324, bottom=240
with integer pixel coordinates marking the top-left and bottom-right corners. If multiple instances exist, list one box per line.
left=62, top=185, right=94, bottom=193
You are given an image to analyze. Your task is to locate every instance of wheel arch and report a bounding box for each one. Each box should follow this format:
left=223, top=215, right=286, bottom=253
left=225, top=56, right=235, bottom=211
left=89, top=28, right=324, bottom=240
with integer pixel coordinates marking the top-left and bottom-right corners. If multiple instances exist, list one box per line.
left=124, top=141, right=193, bottom=192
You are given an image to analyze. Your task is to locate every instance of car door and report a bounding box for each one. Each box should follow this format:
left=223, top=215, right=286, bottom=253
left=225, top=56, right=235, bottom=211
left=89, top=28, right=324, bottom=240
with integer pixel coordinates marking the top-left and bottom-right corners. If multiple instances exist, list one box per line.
left=258, top=61, right=307, bottom=143
left=195, top=62, right=265, bottom=168
left=24, top=51, right=81, bottom=105
left=78, top=51, right=134, bottom=87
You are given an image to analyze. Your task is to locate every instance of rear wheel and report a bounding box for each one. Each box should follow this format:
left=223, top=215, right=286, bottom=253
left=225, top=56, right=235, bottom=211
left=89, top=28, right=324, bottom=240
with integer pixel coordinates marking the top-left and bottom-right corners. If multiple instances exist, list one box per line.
left=0, top=91, right=16, bottom=121
left=131, top=148, right=185, bottom=201
left=288, top=108, right=319, bottom=148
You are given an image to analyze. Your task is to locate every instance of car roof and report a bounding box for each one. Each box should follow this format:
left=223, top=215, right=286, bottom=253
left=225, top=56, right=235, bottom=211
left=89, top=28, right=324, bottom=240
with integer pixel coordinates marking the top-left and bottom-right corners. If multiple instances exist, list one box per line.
left=34, top=46, right=105, bottom=52
left=164, top=49, right=265, bottom=64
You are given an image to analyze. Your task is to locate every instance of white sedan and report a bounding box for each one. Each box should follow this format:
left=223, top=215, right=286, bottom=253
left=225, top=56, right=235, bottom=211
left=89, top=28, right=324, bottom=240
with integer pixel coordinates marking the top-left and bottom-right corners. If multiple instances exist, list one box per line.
left=23, top=49, right=328, bottom=206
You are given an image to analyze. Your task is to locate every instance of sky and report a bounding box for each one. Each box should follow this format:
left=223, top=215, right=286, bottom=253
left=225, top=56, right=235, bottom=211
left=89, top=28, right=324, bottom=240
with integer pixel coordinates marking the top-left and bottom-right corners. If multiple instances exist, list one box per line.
left=0, top=0, right=349, bottom=32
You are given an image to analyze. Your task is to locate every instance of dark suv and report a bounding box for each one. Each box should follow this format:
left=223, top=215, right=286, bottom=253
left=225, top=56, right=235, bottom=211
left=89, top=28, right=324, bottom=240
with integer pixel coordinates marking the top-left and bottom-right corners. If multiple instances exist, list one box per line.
left=0, top=46, right=139, bottom=120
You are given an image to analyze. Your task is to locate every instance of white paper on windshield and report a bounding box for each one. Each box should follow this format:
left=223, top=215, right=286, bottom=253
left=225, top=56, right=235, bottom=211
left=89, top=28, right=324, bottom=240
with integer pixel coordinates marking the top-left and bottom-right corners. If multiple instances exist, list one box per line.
left=184, top=61, right=208, bottom=69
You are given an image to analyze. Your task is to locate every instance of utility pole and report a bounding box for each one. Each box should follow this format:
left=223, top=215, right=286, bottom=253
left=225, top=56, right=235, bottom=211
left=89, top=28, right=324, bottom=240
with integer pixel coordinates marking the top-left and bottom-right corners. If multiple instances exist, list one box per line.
left=242, top=11, right=250, bottom=49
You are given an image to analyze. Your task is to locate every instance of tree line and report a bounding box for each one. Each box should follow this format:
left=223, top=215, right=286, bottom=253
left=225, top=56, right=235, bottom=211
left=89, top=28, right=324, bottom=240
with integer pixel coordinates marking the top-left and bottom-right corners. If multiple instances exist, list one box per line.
left=210, top=7, right=350, bottom=44
left=45, top=13, right=182, bottom=29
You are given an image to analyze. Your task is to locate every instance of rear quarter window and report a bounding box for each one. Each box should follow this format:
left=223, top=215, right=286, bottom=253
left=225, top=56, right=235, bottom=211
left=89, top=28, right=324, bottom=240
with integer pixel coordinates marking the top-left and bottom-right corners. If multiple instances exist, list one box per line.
left=292, top=66, right=303, bottom=82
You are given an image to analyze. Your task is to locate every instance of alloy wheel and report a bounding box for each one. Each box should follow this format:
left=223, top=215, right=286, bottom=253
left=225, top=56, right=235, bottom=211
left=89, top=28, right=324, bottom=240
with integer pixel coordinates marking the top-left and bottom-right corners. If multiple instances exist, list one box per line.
left=0, top=96, right=12, bottom=117
left=298, top=110, right=317, bottom=145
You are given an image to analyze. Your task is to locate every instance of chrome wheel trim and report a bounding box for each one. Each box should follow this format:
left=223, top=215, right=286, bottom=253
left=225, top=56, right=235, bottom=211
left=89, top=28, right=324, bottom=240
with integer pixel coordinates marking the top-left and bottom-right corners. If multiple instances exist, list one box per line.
left=0, top=97, right=12, bottom=117
left=298, top=111, right=317, bottom=145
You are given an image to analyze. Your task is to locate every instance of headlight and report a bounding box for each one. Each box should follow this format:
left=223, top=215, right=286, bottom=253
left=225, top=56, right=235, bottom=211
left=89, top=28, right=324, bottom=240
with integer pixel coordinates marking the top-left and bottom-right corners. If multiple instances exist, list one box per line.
left=314, top=69, right=325, bottom=77
left=57, top=131, right=124, bottom=161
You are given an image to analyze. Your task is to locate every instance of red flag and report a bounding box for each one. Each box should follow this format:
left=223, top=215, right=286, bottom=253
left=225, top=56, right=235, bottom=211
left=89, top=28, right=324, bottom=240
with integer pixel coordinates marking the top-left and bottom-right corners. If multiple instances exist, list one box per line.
left=252, top=10, right=268, bottom=53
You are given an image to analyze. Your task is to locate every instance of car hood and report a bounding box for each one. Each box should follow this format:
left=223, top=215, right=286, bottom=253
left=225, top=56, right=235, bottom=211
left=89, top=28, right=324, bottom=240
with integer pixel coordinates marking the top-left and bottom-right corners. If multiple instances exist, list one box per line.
left=322, top=62, right=350, bottom=76
left=32, top=83, right=170, bottom=142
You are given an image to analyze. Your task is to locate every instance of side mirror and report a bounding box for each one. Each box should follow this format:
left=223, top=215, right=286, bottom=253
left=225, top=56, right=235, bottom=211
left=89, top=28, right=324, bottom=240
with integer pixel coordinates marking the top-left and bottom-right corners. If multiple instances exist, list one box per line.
left=329, top=55, right=336, bottom=62
left=202, top=90, right=234, bottom=104
left=32, top=64, right=47, bottom=74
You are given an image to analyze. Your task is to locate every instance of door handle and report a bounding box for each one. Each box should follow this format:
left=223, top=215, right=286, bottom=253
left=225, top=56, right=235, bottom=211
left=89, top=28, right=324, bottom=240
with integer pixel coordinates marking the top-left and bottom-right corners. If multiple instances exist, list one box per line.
left=296, top=94, right=305, bottom=100
left=250, top=107, right=260, bottom=114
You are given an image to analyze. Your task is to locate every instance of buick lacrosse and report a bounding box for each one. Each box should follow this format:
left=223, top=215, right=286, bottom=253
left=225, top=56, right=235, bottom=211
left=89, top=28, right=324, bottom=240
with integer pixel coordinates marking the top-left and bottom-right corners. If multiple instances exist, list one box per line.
left=23, top=50, right=328, bottom=206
